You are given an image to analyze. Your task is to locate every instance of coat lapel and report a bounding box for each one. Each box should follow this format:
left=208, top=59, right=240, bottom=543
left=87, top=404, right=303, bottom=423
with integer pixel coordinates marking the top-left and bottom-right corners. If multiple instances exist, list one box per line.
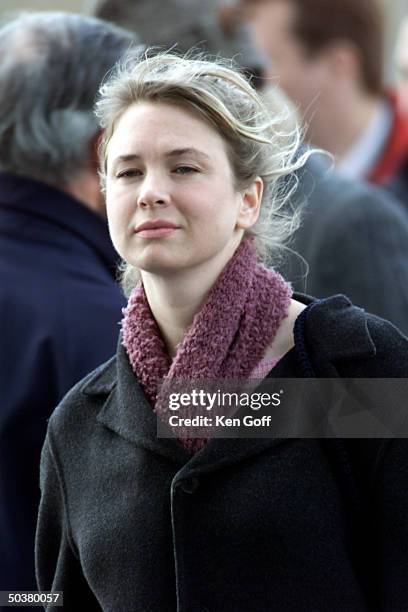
left=92, top=343, right=189, bottom=465
left=84, top=341, right=286, bottom=470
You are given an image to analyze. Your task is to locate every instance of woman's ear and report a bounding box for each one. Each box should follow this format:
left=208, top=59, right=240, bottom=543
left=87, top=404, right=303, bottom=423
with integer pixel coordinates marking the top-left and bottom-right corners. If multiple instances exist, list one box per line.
left=236, top=177, right=263, bottom=229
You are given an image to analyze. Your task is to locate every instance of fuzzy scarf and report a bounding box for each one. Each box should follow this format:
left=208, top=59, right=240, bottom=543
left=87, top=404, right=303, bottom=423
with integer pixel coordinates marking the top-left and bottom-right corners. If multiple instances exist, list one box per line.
left=121, top=237, right=292, bottom=454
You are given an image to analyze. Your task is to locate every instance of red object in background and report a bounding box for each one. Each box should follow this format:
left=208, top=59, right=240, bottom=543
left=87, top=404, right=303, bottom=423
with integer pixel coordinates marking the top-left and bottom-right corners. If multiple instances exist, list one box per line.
left=369, top=91, right=408, bottom=185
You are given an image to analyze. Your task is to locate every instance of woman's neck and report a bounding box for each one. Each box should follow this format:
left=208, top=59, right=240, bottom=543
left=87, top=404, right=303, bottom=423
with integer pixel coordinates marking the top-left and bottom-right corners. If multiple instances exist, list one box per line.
left=141, top=244, right=240, bottom=358
left=143, top=281, right=204, bottom=358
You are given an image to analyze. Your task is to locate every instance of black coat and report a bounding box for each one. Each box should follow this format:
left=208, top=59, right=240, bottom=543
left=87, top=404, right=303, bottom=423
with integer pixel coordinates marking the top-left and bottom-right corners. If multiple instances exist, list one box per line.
left=0, top=172, right=126, bottom=593
left=35, top=295, right=408, bottom=611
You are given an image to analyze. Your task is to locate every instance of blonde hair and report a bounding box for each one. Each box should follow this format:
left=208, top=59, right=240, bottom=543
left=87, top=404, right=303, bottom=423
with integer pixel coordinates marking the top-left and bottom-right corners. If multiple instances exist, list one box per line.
left=95, top=49, right=312, bottom=295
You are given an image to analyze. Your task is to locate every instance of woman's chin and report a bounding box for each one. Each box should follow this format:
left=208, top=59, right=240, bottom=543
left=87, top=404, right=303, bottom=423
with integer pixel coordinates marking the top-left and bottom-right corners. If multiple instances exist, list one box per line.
left=129, top=245, right=181, bottom=274
left=136, top=257, right=184, bottom=277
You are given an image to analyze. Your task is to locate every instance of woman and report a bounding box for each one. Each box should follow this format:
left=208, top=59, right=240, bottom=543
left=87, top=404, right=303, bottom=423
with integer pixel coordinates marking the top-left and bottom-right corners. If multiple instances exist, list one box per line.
left=36, top=52, right=408, bottom=611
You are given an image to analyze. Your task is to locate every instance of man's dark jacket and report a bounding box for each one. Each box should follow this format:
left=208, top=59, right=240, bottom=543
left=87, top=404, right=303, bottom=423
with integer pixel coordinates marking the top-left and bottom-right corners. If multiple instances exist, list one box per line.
left=35, top=295, right=408, bottom=611
left=0, top=172, right=126, bottom=593
left=388, top=157, right=408, bottom=213
left=283, top=156, right=408, bottom=336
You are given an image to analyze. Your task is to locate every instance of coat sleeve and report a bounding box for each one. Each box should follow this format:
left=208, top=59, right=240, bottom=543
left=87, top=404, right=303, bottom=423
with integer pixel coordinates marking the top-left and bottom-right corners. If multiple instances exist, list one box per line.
left=35, top=433, right=100, bottom=611
left=373, top=438, right=408, bottom=610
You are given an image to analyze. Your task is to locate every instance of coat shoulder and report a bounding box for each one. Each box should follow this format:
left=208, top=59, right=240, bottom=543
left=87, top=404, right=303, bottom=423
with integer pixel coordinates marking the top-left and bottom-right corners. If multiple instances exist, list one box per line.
left=297, top=294, right=408, bottom=376
left=364, top=313, right=408, bottom=376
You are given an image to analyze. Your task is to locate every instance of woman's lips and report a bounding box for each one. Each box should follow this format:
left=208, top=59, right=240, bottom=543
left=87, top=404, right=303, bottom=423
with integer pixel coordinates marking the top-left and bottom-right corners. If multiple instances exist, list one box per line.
left=135, top=219, right=180, bottom=238
left=136, top=227, right=178, bottom=238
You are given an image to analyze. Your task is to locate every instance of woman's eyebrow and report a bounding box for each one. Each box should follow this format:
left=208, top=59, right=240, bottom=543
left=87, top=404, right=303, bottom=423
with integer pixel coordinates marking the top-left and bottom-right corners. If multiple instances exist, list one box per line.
left=111, top=154, right=140, bottom=172
left=165, top=147, right=211, bottom=161
left=111, top=147, right=211, bottom=171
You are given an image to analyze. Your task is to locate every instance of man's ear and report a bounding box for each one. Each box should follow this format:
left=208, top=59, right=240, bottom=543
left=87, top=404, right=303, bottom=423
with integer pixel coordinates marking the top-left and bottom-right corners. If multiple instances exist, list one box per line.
left=236, top=177, right=263, bottom=229
left=326, top=41, right=359, bottom=83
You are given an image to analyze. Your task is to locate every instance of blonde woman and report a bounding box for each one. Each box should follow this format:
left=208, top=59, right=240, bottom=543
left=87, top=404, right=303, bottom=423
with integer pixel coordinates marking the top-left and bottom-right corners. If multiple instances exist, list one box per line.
left=36, top=51, right=408, bottom=611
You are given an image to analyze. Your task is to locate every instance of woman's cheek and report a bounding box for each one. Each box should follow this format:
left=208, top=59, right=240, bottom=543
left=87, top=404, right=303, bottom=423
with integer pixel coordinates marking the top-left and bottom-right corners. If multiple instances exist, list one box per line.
left=106, top=202, right=127, bottom=248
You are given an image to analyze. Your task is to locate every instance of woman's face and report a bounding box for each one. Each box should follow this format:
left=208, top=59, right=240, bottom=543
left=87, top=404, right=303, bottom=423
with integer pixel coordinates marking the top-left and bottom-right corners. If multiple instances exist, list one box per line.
left=105, top=101, right=261, bottom=279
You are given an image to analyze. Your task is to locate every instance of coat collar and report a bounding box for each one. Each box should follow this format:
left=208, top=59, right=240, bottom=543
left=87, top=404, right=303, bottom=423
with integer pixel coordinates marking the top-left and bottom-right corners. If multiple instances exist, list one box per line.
left=0, top=171, right=119, bottom=275
left=82, top=294, right=376, bottom=470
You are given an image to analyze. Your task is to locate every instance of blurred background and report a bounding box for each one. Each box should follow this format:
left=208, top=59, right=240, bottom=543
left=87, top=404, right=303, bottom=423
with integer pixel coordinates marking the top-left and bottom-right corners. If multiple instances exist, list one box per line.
left=1, top=0, right=408, bottom=83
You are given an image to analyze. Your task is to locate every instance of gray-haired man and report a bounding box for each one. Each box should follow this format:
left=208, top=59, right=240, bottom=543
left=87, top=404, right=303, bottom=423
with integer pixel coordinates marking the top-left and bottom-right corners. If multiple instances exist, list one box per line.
left=0, top=12, right=137, bottom=596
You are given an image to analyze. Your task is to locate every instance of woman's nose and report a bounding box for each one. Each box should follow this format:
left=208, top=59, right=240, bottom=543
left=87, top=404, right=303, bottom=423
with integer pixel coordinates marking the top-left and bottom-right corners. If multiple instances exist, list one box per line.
left=136, top=175, right=170, bottom=208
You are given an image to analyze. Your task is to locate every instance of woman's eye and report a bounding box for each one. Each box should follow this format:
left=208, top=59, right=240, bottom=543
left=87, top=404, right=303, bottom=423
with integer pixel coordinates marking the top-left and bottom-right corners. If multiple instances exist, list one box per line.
left=174, top=166, right=199, bottom=175
left=116, top=169, right=141, bottom=179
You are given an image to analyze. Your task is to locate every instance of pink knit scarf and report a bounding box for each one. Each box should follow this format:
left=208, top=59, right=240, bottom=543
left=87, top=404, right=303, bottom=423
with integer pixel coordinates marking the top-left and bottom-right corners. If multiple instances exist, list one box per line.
left=121, top=237, right=292, bottom=454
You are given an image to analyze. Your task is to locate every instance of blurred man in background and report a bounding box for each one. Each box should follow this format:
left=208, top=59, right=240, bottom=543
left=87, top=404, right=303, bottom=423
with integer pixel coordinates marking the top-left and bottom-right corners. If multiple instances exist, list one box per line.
left=242, top=0, right=408, bottom=186
left=0, top=12, right=136, bottom=595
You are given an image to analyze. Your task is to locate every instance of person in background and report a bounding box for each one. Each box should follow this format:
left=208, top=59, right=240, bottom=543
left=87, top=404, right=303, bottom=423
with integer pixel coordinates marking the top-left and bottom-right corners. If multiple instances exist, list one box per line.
left=237, top=2, right=408, bottom=333
left=36, top=50, right=408, bottom=611
left=259, top=85, right=408, bottom=335
left=91, top=0, right=267, bottom=86
left=290, top=155, right=408, bottom=331
left=284, top=151, right=408, bottom=334
left=395, top=16, right=408, bottom=119
left=387, top=15, right=408, bottom=209
left=241, top=0, right=408, bottom=186
left=0, top=12, right=137, bottom=596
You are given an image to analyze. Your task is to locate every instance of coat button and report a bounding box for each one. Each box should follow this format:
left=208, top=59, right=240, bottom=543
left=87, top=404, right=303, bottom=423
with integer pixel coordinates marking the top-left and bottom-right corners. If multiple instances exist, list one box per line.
left=180, top=476, right=199, bottom=494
